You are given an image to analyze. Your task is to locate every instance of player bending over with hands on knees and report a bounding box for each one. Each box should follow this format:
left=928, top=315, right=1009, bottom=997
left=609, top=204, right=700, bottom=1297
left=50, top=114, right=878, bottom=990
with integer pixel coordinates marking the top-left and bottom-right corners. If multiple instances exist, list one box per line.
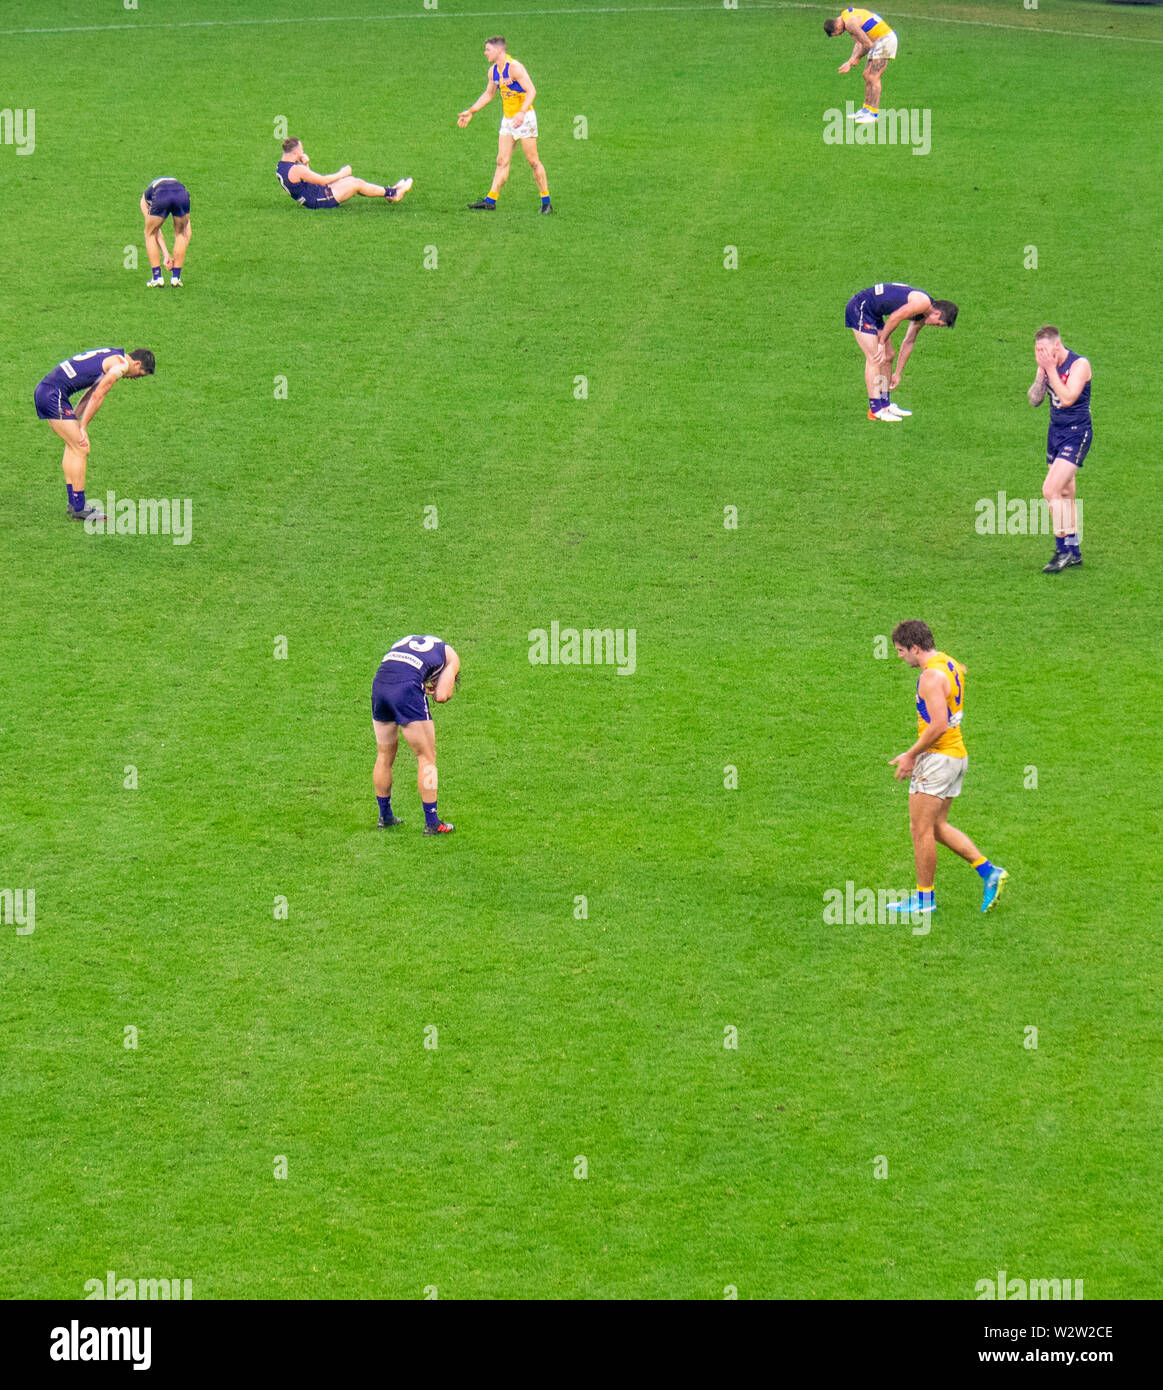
left=33, top=347, right=155, bottom=522
left=140, top=177, right=191, bottom=287
left=371, top=635, right=460, bottom=834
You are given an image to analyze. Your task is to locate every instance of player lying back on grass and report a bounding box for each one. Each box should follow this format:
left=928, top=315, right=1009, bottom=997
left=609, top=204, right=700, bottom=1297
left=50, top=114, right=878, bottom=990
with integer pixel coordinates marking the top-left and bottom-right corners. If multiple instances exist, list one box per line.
left=371, top=635, right=460, bottom=835
left=34, top=348, right=155, bottom=522
left=276, top=138, right=412, bottom=210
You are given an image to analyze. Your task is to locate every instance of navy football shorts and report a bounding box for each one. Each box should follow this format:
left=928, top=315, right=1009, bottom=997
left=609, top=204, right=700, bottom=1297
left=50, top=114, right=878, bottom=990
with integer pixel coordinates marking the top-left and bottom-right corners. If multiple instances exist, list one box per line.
left=1047, top=425, right=1092, bottom=469
left=371, top=677, right=431, bottom=726
left=303, top=187, right=340, bottom=210
left=845, top=291, right=883, bottom=335
left=145, top=183, right=191, bottom=218
left=34, top=380, right=75, bottom=420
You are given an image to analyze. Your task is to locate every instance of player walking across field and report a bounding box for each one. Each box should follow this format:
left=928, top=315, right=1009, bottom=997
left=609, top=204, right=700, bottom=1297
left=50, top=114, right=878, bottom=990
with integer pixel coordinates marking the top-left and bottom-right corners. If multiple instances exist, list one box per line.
left=824, top=7, right=899, bottom=123
left=1028, top=325, right=1092, bottom=574
left=34, top=348, right=155, bottom=522
left=276, top=138, right=412, bottom=209
left=886, top=620, right=1008, bottom=918
left=372, top=635, right=461, bottom=834
left=844, top=283, right=958, bottom=420
left=140, top=177, right=191, bottom=288
left=458, top=37, right=552, bottom=213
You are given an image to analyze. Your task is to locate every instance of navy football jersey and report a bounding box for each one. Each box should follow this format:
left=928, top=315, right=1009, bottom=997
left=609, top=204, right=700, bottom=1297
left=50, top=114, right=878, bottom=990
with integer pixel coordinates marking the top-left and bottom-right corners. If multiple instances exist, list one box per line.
left=867, top=283, right=929, bottom=319
left=1048, top=349, right=1092, bottom=429
left=39, top=348, right=125, bottom=397
left=276, top=160, right=328, bottom=207
left=377, top=635, right=448, bottom=685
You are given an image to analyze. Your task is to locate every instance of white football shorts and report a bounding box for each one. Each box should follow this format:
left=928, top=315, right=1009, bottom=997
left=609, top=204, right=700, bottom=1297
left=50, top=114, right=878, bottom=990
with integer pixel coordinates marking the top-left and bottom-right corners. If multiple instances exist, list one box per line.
left=868, top=32, right=899, bottom=61
left=909, top=751, right=966, bottom=800
left=500, top=111, right=539, bottom=140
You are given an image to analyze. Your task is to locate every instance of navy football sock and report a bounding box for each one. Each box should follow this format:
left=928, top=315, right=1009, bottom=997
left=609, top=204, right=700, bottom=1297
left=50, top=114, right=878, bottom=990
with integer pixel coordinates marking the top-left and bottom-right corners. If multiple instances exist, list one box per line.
left=1066, top=533, right=1080, bottom=553
left=422, top=800, right=440, bottom=829
left=1055, top=535, right=1068, bottom=553
left=73, top=489, right=85, bottom=513
left=376, top=795, right=393, bottom=820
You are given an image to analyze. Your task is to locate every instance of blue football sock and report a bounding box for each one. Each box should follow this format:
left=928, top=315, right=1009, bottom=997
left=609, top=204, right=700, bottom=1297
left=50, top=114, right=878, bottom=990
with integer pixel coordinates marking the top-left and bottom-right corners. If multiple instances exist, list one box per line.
left=73, top=489, right=85, bottom=512
left=376, top=796, right=393, bottom=821
left=1055, top=535, right=1068, bottom=553
left=422, top=800, right=440, bottom=829
left=66, top=484, right=75, bottom=506
left=483, top=195, right=496, bottom=207
left=1066, top=533, right=1080, bottom=553
left=974, top=859, right=994, bottom=880
left=151, top=267, right=162, bottom=280
left=541, top=194, right=551, bottom=207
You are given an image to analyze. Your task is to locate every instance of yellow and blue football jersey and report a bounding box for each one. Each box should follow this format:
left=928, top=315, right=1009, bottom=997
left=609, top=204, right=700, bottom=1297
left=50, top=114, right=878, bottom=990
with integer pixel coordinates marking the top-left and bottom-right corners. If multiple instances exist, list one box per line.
left=916, top=652, right=967, bottom=758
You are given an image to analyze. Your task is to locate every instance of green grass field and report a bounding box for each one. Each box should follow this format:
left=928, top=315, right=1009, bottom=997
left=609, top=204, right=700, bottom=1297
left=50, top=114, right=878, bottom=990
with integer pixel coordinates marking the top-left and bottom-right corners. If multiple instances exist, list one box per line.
left=2, top=0, right=1161, bottom=1300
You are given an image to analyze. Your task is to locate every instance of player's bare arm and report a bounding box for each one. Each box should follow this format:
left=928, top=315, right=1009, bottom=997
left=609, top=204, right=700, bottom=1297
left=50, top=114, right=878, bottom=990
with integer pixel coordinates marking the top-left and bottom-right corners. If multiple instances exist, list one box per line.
left=1028, top=365, right=1048, bottom=407
left=874, top=293, right=931, bottom=361
left=458, top=76, right=497, bottom=125
left=509, top=62, right=536, bottom=123
left=890, top=669, right=948, bottom=778
left=839, top=21, right=873, bottom=72
left=1038, top=346, right=1091, bottom=407
left=75, top=359, right=128, bottom=431
left=292, top=163, right=350, bottom=186
left=890, top=320, right=921, bottom=388
left=432, top=647, right=461, bottom=702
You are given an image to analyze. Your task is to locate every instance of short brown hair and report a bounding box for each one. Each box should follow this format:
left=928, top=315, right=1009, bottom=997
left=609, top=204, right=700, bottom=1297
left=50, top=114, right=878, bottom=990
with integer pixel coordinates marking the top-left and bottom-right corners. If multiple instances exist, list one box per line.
left=892, top=620, right=935, bottom=651
left=931, top=299, right=958, bottom=328
left=485, top=35, right=506, bottom=49
left=824, top=18, right=843, bottom=36
left=281, top=137, right=301, bottom=154
left=1035, top=324, right=1061, bottom=342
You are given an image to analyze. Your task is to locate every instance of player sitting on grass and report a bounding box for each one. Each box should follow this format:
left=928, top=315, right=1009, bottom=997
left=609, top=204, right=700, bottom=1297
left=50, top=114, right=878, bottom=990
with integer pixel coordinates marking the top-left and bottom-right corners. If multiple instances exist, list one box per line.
left=140, top=177, right=191, bottom=288
left=276, top=138, right=412, bottom=210
left=844, top=283, right=958, bottom=420
left=34, top=348, right=155, bottom=522
left=1028, top=325, right=1092, bottom=574
left=372, top=635, right=460, bottom=835
left=458, top=37, right=552, bottom=213
left=824, top=8, right=899, bottom=124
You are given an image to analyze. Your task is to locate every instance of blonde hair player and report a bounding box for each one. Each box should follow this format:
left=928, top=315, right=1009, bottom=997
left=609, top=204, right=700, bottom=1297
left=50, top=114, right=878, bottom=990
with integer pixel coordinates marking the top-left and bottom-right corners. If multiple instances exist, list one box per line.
left=458, top=37, right=552, bottom=214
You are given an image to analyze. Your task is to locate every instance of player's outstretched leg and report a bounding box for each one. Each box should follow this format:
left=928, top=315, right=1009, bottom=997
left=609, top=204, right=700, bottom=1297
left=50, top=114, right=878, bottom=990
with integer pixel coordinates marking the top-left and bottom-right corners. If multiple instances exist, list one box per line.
left=331, top=175, right=413, bottom=204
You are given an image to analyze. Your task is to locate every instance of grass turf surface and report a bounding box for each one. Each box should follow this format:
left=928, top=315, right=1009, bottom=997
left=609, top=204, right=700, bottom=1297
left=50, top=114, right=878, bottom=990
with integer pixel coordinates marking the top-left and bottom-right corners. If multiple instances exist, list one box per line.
left=1, top=0, right=1161, bottom=1299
